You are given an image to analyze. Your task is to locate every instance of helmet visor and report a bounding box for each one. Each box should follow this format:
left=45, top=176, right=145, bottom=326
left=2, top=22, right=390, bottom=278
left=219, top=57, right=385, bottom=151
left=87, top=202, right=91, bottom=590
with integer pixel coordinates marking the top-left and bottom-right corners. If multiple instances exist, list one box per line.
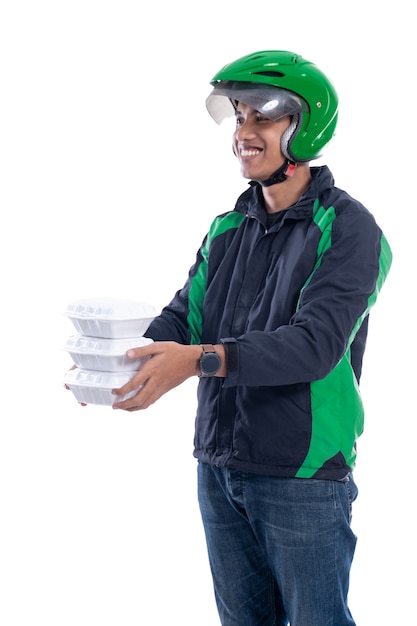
left=206, top=81, right=307, bottom=124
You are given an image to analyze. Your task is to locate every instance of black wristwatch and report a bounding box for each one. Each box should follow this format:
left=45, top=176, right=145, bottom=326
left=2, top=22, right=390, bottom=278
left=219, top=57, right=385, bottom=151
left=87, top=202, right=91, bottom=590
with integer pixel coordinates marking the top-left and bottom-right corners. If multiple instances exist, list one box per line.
left=199, top=344, right=221, bottom=377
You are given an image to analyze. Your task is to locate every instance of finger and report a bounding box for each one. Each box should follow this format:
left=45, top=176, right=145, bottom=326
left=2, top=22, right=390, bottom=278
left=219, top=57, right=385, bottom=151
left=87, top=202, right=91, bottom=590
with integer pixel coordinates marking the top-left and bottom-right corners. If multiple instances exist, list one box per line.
left=126, top=341, right=160, bottom=360
left=112, top=370, right=144, bottom=397
left=112, top=390, right=147, bottom=411
left=112, top=380, right=156, bottom=411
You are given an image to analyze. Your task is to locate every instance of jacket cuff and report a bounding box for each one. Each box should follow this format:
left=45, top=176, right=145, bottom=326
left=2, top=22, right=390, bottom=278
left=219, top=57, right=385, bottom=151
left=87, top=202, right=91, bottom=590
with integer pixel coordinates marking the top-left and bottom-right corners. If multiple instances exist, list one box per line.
left=221, top=338, right=239, bottom=386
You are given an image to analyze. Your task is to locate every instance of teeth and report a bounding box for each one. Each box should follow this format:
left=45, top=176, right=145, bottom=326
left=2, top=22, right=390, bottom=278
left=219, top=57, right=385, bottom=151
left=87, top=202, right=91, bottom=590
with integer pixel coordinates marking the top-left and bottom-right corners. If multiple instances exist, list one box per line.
left=241, top=149, right=260, bottom=157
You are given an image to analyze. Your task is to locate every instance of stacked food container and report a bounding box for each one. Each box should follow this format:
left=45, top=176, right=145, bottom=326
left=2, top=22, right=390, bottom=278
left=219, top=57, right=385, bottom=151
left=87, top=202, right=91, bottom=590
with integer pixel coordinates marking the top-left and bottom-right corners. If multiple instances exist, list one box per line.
left=63, top=297, right=157, bottom=406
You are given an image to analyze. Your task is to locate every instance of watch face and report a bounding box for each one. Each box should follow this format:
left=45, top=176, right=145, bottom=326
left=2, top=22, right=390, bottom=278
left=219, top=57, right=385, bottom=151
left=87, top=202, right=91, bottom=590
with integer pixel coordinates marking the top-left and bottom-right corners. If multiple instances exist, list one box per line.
left=201, top=352, right=221, bottom=376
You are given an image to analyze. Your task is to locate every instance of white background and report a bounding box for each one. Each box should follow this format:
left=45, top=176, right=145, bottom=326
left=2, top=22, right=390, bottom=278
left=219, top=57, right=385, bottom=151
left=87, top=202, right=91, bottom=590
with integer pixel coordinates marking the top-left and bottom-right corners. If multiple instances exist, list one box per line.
left=1, top=1, right=414, bottom=624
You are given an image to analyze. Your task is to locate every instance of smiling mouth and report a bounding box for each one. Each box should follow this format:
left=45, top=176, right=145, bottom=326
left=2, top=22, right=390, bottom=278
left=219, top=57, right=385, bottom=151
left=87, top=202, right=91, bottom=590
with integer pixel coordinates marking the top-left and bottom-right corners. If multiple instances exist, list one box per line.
left=240, top=148, right=262, bottom=157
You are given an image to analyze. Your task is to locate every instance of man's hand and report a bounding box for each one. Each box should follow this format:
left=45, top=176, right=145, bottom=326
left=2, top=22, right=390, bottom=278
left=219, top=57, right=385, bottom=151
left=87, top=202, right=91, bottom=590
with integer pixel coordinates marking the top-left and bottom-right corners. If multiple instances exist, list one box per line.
left=111, top=341, right=210, bottom=412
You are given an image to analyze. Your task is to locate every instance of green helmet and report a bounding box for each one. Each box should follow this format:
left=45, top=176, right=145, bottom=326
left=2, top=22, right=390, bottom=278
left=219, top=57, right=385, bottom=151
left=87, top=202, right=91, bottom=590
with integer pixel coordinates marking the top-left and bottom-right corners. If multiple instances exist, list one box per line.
left=206, top=50, right=338, bottom=162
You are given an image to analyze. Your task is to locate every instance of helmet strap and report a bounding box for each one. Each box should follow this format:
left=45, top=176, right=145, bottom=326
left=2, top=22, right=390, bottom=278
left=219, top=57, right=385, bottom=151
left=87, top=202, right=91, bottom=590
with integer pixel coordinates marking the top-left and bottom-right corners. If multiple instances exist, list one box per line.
left=256, top=159, right=297, bottom=187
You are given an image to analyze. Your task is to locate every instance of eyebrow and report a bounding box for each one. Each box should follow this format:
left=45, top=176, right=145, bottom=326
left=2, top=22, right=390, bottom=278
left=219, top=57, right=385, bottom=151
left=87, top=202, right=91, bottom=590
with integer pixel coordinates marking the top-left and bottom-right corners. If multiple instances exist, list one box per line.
left=234, top=103, right=256, bottom=116
left=235, top=107, right=264, bottom=120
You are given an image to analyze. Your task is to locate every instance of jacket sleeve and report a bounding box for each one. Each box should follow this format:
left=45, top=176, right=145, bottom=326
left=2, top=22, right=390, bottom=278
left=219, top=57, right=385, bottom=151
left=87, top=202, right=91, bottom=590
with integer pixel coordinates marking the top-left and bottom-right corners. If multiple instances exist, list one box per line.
left=144, top=242, right=206, bottom=344
left=223, top=210, right=392, bottom=388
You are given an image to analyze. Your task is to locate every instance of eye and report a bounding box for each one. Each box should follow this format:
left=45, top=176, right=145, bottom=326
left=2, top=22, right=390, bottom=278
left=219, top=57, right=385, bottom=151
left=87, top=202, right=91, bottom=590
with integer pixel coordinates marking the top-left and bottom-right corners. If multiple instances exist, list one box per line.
left=234, top=112, right=271, bottom=128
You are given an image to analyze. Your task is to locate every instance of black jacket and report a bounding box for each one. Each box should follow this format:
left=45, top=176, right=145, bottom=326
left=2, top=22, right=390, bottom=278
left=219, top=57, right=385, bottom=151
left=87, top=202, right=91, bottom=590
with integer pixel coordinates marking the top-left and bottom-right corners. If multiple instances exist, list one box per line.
left=146, top=166, right=392, bottom=479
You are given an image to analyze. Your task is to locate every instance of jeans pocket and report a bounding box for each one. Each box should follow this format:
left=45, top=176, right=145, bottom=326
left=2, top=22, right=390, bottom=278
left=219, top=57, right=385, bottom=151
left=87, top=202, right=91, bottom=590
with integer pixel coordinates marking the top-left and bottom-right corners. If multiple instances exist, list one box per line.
left=344, top=474, right=358, bottom=523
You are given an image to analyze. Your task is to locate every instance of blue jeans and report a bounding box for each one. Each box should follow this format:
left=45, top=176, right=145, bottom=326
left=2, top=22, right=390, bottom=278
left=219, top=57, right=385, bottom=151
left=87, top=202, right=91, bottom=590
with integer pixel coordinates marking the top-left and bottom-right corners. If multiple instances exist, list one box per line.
left=197, top=462, right=358, bottom=626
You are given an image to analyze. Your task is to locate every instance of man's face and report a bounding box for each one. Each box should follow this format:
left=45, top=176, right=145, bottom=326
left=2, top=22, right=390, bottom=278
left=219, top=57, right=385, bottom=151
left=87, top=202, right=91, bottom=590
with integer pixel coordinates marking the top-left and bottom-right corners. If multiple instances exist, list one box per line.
left=233, top=102, right=291, bottom=182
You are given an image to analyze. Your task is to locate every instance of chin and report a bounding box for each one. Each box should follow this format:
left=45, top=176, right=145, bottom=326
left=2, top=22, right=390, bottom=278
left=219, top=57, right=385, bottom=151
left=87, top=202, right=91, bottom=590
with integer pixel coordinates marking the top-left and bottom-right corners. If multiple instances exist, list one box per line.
left=240, top=167, right=260, bottom=180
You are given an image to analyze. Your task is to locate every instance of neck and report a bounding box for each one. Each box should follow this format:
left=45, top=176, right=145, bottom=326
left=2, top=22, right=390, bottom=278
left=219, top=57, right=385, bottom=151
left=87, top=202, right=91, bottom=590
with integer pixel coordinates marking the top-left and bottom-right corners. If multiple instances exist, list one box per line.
left=261, top=163, right=312, bottom=213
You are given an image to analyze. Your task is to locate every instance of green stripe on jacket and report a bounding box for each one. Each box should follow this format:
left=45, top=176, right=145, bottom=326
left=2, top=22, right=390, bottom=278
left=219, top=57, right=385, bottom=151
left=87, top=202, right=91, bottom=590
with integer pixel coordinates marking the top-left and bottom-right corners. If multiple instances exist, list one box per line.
left=187, top=212, right=245, bottom=345
left=296, top=202, right=393, bottom=477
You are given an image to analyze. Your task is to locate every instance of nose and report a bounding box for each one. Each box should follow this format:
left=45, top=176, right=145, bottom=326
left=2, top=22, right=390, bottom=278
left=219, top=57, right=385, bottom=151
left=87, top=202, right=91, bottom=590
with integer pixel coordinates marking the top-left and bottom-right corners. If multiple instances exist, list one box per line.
left=234, top=118, right=257, bottom=142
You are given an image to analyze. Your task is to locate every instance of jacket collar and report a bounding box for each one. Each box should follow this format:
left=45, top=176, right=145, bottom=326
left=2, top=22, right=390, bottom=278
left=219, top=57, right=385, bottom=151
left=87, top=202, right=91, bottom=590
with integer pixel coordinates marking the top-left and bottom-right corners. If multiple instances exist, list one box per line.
left=234, top=165, right=334, bottom=222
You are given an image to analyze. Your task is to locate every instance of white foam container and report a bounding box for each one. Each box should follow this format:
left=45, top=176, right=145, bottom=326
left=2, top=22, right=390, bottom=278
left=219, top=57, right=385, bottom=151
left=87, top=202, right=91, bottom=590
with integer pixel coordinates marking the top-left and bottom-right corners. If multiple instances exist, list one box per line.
left=64, top=368, right=140, bottom=406
left=64, top=297, right=157, bottom=338
left=64, top=335, right=153, bottom=372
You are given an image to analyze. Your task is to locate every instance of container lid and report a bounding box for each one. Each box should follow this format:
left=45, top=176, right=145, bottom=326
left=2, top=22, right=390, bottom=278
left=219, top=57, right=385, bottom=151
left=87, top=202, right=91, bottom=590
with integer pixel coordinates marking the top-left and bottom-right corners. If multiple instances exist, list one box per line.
left=63, top=334, right=153, bottom=356
left=63, top=297, right=157, bottom=321
left=64, top=368, right=138, bottom=389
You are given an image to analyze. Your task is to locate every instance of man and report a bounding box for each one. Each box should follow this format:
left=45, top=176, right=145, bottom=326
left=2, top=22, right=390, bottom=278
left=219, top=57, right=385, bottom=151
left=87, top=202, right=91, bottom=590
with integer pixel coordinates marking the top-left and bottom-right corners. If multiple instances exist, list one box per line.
left=112, top=50, right=392, bottom=625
